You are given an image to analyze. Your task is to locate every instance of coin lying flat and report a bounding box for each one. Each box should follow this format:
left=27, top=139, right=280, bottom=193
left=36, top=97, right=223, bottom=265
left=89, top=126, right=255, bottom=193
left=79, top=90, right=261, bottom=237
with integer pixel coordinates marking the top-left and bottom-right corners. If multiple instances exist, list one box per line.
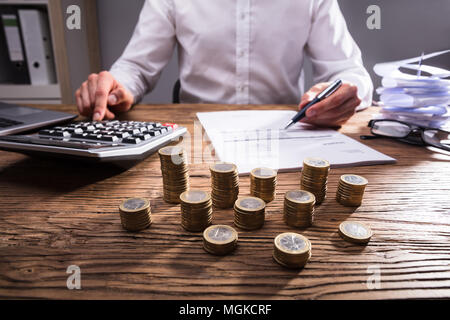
left=336, top=174, right=368, bottom=207
left=159, top=146, right=189, bottom=204
left=210, top=162, right=239, bottom=208
left=250, top=167, right=277, bottom=203
left=180, top=190, right=212, bottom=232
left=273, top=232, right=312, bottom=269
left=119, top=198, right=152, bottom=231
left=338, top=221, right=372, bottom=244
left=304, top=158, right=330, bottom=168
left=203, top=225, right=238, bottom=255
left=283, top=190, right=315, bottom=228
left=233, top=197, right=266, bottom=230
left=300, top=157, right=330, bottom=205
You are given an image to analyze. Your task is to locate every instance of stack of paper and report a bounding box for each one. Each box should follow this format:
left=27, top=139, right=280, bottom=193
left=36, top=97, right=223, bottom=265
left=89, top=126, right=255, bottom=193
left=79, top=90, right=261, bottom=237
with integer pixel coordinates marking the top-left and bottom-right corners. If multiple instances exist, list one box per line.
left=373, top=50, right=450, bottom=129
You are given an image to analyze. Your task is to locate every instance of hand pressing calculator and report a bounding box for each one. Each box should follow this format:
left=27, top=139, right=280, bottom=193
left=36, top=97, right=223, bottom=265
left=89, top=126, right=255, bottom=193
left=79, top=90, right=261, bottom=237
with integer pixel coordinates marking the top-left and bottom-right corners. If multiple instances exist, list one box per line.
left=0, top=120, right=187, bottom=163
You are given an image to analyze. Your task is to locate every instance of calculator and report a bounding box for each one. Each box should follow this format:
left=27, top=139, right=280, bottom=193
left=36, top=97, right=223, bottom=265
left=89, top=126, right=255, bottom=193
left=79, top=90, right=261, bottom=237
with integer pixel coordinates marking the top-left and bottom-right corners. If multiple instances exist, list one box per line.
left=0, top=120, right=187, bottom=163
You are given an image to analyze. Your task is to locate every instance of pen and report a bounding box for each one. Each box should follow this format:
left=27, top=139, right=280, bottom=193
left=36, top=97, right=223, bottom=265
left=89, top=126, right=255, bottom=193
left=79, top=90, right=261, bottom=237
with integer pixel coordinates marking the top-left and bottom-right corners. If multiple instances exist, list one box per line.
left=284, top=79, right=343, bottom=130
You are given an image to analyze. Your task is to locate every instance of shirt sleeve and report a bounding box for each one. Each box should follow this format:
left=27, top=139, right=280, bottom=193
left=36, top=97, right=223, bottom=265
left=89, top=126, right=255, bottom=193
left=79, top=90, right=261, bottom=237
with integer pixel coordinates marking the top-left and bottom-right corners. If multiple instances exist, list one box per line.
left=109, top=0, right=176, bottom=103
left=305, top=0, right=374, bottom=109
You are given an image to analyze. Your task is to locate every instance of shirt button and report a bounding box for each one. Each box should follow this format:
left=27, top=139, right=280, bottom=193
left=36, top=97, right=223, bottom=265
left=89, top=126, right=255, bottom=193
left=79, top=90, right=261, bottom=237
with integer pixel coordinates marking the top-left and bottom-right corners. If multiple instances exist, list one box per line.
left=238, top=50, right=245, bottom=58
left=240, top=12, right=246, bottom=20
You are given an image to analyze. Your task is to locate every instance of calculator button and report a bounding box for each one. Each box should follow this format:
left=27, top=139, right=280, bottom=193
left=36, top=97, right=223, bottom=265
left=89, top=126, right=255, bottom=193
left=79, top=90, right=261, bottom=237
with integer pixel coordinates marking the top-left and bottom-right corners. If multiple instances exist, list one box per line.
left=148, top=129, right=161, bottom=136
left=124, top=128, right=141, bottom=135
left=115, top=132, right=130, bottom=139
left=66, top=128, right=84, bottom=134
left=122, top=137, right=142, bottom=144
left=85, top=125, right=96, bottom=132
left=100, top=135, right=119, bottom=142
left=133, top=133, right=151, bottom=141
left=72, top=133, right=88, bottom=139
left=52, top=131, right=71, bottom=138
left=39, top=129, right=54, bottom=136
left=86, top=134, right=102, bottom=140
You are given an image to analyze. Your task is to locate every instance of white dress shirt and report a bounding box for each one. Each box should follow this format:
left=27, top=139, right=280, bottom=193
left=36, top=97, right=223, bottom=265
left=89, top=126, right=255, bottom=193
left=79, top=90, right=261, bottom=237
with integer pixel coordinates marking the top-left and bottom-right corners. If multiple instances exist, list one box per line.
left=110, top=0, right=373, bottom=107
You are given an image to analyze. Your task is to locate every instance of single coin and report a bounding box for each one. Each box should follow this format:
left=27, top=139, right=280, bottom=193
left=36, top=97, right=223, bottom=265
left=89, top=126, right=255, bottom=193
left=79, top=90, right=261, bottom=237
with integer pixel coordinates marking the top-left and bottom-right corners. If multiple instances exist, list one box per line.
left=303, top=157, right=330, bottom=168
left=251, top=167, right=277, bottom=179
left=210, top=162, right=237, bottom=173
left=340, top=174, right=368, bottom=186
left=285, top=190, right=315, bottom=203
left=204, top=225, right=238, bottom=244
left=180, top=190, right=210, bottom=204
left=275, top=232, right=310, bottom=254
left=119, top=198, right=150, bottom=212
left=338, top=221, right=373, bottom=244
left=235, top=197, right=265, bottom=212
left=158, top=145, right=184, bottom=156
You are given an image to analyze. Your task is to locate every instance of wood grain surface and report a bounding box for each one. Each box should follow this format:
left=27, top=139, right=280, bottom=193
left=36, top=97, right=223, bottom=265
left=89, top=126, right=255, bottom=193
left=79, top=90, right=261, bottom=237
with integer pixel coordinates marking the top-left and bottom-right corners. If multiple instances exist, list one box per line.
left=0, top=104, right=449, bottom=300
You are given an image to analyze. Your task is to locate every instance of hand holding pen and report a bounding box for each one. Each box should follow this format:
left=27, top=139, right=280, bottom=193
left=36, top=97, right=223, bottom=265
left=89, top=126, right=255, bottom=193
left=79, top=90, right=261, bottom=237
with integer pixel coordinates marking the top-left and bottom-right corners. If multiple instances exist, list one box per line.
left=286, top=80, right=362, bottom=128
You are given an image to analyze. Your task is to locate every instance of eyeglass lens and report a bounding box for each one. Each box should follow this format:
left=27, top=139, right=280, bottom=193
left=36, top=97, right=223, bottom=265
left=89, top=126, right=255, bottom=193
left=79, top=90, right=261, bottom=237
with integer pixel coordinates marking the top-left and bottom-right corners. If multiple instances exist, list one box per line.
left=423, top=129, right=450, bottom=148
left=372, top=121, right=411, bottom=138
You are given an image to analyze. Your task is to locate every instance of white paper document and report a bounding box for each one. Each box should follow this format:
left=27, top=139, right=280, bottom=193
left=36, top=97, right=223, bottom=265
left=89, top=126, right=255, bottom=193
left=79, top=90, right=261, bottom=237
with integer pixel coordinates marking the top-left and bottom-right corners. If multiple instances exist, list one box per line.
left=197, top=110, right=396, bottom=174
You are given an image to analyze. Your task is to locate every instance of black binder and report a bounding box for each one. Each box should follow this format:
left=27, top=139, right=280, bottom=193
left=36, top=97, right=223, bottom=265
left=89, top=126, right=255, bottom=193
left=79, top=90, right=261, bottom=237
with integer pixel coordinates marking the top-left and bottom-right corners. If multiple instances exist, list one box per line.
left=0, top=5, right=30, bottom=84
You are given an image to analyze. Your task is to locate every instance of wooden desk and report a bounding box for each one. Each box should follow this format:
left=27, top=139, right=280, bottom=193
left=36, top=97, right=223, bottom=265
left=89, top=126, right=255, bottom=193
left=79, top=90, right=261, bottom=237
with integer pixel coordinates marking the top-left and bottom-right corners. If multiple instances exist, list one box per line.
left=0, top=104, right=449, bottom=300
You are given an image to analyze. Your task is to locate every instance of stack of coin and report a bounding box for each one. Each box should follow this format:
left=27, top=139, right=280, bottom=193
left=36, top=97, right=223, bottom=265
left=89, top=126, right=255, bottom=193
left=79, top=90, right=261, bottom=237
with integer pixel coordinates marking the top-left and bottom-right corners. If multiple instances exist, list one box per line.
left=180, top=190, right=212, bottom=232
left=283, top=190, right=316, bottom=228
left=210, top=162, right=239, bottom=208
left=338, top=221, right=372, bottom=244
left=250, top=167, right=277, bottom=203
left=203, top=225, right=238, bottom=255
left=273, top=232, right=312, bottom=269
left=119, top=198, right=152, bottom=231
left=336, top=174, right=368, bottom=207
left=158, top=146, right=189, bottom=204
left=233, top=197, right=266, bottom=230
left=300, top=157, right=330, bottom=204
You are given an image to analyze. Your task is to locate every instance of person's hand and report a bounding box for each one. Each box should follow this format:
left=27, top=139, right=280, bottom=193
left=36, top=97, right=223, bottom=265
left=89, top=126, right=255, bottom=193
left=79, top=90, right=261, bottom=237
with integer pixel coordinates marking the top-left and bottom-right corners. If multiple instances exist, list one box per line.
left=75, top=71, right=134, bottom=121
left=298, top=81, right=361, bottom=127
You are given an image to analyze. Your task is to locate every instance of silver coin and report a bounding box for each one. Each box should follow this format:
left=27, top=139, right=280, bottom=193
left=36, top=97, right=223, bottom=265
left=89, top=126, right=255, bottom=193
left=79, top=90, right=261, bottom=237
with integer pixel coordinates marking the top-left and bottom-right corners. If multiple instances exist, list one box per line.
left=240, top=198, right=264, bottom=209
left=279, top=234, right=306, bottom=252
left=343, top=175, right=366, bottom=185
left=208, top=226, right=233, bottom=242
left=253, top=167, right=276, bottom=177
left=123, top=198, right=147, bottom=210
left=159, top=146, right=183, bottom=156
left=305, top=158, right=328, bottom=167
left=344, top=222, right=369, bottom=238
left=183, top=190, right=208, bottom=202
left=287, top=190, right=312, bottom=202
left=213, top=163, right=234, bottom=171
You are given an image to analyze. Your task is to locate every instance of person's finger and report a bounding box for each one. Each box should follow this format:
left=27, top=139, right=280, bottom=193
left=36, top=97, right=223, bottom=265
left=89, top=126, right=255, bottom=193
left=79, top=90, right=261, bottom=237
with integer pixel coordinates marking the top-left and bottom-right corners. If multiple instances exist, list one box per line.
left=80, top=82, right=92, bottom=115
left=76, top=94, right=90, bottom=117
left=303, top=107, right=356, bottom=127
left=108, top=87, right=125, bottom=105
left=306, top=84, right=358, bottom=118
left=87, top=73, right=98, bottom=107
left=298, top=96, right=312, bottom=110
left=108, top=87, right=133, bottom=113
left=309, top=97, right=360, bottom=121
left=92, top=72, right=114, bottom=121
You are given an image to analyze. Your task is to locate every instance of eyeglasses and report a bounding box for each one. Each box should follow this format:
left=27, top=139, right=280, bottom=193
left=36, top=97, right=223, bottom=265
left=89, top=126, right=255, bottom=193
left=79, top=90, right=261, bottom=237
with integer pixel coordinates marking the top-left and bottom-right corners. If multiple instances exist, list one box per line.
left=360, top=119, right=450, bottom=152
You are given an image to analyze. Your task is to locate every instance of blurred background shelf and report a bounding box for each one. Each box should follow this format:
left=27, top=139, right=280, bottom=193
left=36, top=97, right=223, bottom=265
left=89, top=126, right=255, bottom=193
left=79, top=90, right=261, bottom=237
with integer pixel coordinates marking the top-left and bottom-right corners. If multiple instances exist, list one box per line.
left=0, top=0, right=100, bottom=104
